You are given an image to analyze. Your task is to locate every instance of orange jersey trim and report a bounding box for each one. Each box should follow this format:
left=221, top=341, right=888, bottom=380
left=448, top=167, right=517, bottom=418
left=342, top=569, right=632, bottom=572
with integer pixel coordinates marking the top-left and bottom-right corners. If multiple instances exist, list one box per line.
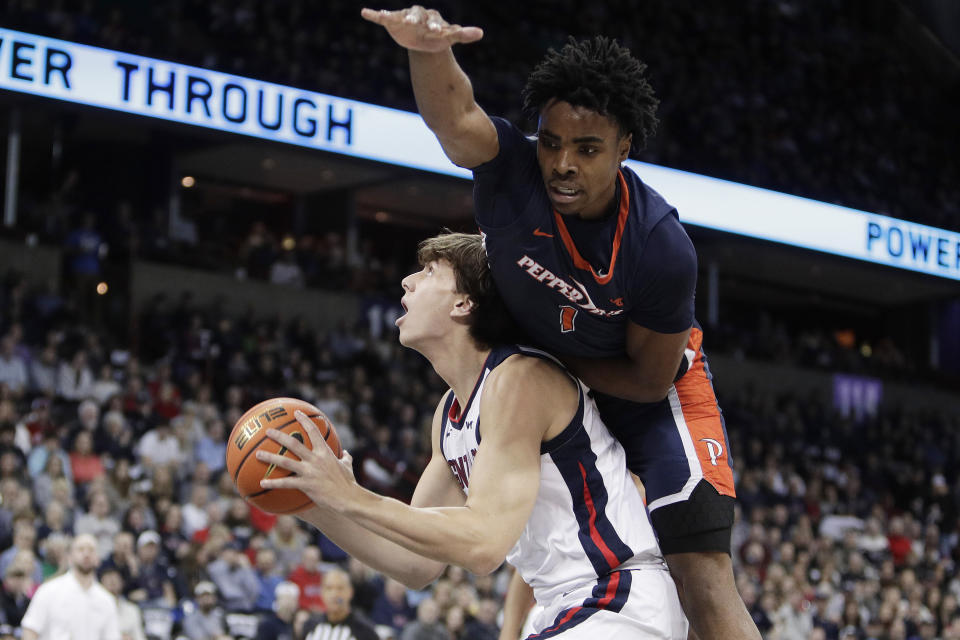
left=674, top=327, right=736, bottom=498
left=553, top=171, right=629, bottom=286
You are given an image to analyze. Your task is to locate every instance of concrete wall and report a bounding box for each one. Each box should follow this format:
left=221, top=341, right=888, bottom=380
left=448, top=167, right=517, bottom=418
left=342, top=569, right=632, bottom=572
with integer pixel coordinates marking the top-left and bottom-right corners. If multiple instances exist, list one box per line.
left=0, top=236, right=61, bottom=290
left=708, top=353, right=960, bottom=413
left=131, top=261, right=357, bottom=332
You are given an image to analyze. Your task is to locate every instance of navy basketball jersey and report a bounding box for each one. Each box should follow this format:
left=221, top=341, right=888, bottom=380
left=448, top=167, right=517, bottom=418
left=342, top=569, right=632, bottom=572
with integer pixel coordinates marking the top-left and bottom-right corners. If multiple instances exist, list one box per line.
left=473, top=117, right=697, bottom=358
left=439, top=345, right=663, bottom=605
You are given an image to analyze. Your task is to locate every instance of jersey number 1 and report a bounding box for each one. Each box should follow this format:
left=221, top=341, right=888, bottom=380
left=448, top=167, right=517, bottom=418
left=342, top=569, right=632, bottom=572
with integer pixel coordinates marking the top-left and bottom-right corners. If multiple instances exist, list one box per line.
left=559, top=306, right=578, bottom=333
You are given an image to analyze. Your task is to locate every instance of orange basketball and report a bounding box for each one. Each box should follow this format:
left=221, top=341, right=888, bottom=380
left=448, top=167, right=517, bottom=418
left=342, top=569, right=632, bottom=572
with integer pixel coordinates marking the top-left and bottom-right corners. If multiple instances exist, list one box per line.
left=225, top=397, right=342, bottom=515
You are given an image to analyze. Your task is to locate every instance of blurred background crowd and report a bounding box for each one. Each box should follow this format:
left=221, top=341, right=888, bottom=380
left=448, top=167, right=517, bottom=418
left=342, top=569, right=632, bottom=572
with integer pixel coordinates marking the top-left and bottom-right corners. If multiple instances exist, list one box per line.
left=0, top=1, right=958, bottom=640
left=0, top=272, right=957, bottom=639
left=1, top=0, right=957, bottom=231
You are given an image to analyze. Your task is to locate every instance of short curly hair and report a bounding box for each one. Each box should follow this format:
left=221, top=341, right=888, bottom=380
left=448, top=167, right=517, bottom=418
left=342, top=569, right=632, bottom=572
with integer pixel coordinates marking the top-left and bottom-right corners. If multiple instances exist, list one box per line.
left=522, top=36, right=659, bottom=152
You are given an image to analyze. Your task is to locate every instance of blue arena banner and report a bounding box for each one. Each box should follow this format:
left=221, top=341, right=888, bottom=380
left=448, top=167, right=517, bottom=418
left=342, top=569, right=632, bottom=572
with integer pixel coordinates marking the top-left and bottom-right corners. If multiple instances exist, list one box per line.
left=0, top=26, right=459, bottom=175
left=1, top=27, right=958, bottom=282
left=629, top=162, right=960, bottom=282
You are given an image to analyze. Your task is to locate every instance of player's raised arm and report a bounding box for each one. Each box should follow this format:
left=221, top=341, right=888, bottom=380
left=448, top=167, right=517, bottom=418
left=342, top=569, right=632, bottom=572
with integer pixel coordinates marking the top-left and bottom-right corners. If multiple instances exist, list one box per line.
left=361, top=6, right=499, bottom=168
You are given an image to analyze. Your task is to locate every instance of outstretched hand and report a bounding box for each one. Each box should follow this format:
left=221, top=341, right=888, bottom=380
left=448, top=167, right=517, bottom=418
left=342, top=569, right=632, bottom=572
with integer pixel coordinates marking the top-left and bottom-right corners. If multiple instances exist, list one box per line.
left=258, top=410, right=356, bottom=511
left=361, top=5, right=483, bottom=52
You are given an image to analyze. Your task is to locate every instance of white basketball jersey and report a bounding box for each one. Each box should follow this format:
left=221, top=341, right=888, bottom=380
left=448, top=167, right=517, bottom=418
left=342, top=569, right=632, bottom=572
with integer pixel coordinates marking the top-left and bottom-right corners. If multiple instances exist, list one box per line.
left=440, top=345, right=664, bottom=605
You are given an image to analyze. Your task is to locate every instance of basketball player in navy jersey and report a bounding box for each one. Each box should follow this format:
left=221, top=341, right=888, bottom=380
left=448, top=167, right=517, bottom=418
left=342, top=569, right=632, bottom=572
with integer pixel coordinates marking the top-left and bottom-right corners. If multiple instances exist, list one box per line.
left=260, top=232, right=687, bottom=638
left=361, top=7, right=760, bottom=640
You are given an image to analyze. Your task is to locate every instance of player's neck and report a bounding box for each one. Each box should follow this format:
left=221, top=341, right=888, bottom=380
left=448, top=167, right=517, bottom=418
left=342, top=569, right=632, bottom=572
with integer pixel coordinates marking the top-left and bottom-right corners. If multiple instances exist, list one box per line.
left=425, top=335, right=490, bottom=408
left=575, top=176, right=620, bottom=221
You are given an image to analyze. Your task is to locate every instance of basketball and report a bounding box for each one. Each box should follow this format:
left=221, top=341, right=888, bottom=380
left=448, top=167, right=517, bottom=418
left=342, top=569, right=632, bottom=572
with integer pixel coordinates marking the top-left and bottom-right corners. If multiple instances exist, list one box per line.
left=226, top=397, right=343, bottom=515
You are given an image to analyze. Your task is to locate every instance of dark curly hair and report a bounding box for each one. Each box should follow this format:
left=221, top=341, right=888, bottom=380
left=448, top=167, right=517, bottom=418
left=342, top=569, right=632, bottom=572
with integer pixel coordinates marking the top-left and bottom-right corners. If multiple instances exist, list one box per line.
left=522, top=36, right=659, bottom=152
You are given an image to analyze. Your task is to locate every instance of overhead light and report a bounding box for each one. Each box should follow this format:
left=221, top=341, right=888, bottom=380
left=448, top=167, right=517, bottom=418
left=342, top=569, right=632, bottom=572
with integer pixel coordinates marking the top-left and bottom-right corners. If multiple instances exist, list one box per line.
left=282, top=236, right=296, bottom=251
left=96, top=282, right=108, bottom=295
left=181, top=176, right=195, bottom=188
left=375, top=211, right=389, bottom=223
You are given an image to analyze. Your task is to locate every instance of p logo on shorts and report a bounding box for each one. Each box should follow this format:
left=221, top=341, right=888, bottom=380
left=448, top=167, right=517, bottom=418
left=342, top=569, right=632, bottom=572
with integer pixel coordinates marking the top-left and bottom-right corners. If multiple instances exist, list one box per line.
left=699, top=438, right=723, bottom=466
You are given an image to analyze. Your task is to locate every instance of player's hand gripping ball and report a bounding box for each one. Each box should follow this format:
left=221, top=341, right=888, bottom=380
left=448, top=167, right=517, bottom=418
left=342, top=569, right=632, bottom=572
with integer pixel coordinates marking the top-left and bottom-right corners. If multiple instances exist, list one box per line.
left=226, top=398, right=342, bottom=514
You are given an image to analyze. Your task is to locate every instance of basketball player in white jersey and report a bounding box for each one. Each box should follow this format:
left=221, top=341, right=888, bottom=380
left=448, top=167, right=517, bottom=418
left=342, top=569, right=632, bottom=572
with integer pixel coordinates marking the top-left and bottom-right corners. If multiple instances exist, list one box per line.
left=258, top=232, right=687, bottom=639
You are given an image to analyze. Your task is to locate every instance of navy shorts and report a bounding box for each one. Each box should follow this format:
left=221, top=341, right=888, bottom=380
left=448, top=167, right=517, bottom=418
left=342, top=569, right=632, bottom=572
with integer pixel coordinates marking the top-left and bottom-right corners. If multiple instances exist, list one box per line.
left=594, top=330, right=736, bottom=555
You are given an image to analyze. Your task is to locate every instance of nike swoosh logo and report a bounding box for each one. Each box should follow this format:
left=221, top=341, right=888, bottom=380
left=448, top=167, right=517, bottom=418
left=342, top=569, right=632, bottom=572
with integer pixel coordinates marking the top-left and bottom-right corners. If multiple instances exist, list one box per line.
left=264, top=431, right=304, bottom=478
left=533, top=228, right=554, bottom=238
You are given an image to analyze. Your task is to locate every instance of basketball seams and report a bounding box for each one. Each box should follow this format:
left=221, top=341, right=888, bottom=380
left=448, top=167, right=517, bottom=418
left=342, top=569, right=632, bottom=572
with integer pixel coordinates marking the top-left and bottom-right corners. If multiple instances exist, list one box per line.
left=228, top=413, right=336, bottom=498
left=229, top=415, right=303, bottom=486
left=227, top=398, right=341, bottom=513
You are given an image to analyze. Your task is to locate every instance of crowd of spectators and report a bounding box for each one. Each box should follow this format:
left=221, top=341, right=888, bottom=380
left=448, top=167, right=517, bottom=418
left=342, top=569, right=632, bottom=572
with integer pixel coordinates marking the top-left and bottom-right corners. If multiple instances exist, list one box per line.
left=0, top=266, right=956, bottom=639
left=33, top=200, right=949, bottom=388
left=0, top=268, right=505, bottom=639
left=0, top=7, right=957, bottom=638
left=1, top=0, right=956, bottom=231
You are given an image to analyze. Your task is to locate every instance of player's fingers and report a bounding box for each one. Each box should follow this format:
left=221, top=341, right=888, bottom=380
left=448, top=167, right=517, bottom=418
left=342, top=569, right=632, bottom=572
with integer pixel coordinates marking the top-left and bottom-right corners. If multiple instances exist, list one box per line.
left=424, top=8, right=446, bottom=32
left=292, top=411, right=329, bottom=456
left=265, top=426, right=313, bottom=460
left=360, top=8, right=388, bottom=24
left=255, top=450, right=298, bottom=471
left=404, top=5, right=427, bottom=25
left=341, top=450, right=353, bottom=466
left=259, top=476, right=301, bottom=490
left=451, top=25, right=484, bottom=44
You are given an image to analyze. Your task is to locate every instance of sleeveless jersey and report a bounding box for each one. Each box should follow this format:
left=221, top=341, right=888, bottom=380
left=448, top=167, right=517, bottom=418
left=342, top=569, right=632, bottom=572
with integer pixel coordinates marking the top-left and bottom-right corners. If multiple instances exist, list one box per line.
left=439, top=345, right=663, bottom=605
left=473, top=117, right=698, bottom=359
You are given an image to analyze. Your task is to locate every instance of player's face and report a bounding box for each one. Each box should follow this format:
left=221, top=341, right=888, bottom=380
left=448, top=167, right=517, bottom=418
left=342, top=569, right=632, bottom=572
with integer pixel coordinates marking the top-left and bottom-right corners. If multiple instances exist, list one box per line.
left=536, top=100, right=631, bottom=219
left=397, top=259, right=462, bottom=348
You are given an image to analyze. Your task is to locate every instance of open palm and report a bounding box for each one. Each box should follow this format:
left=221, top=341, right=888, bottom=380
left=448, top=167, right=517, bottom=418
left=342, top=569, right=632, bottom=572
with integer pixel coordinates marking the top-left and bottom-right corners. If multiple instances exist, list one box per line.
left=361, top=5, right=484, bottom=52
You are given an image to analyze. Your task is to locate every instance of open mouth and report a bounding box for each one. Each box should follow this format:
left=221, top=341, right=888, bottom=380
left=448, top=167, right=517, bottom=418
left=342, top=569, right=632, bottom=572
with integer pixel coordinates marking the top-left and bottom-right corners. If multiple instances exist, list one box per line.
left=549, top=184, right=581, bottom=204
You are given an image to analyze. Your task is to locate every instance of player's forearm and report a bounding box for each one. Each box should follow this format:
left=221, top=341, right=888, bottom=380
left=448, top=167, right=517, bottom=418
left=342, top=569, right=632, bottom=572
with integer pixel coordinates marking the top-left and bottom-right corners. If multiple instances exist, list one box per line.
left=339, top=485, right=509, bottom=576
left=409, top=49, right=478, bottom=135
left=563, top=355, right=673, bottom=403
left=499, top=568, right=536, bottom=640
left=298, top=505, right=446, bottom=589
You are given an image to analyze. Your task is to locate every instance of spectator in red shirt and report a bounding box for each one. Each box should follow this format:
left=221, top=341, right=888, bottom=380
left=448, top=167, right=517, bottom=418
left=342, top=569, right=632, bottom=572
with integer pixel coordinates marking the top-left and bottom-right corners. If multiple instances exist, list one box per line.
left=68, top=431, right=104, bottom=485
left=153, top=381, right=182, bottom=420
left=887, top=516, right=913, bottom=566
left=288, top=546, right=325, bottom=613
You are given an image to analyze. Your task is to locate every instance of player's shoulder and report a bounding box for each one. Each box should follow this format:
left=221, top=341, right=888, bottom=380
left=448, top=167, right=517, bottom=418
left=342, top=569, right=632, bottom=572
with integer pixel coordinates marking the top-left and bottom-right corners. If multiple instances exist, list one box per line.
left=485, top=348, right=576, bottom=403
left=619, top=169, right=694, bottom=265
left=432, top=389, right=456, bottom=425
left=484, top=117, right=537, bottom=161
left=622, top=164, right=677, bottom=225
left=489, top=116, right=535, bottom=144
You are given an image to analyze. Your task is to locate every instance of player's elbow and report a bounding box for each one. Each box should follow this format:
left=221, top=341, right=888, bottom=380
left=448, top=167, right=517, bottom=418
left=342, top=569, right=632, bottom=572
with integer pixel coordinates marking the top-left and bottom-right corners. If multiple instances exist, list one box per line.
left=402, top=560, right=449, bottom=591
left=401, top=570, right=442, bottom=592
left=462, top=543, right=507, bottom=576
